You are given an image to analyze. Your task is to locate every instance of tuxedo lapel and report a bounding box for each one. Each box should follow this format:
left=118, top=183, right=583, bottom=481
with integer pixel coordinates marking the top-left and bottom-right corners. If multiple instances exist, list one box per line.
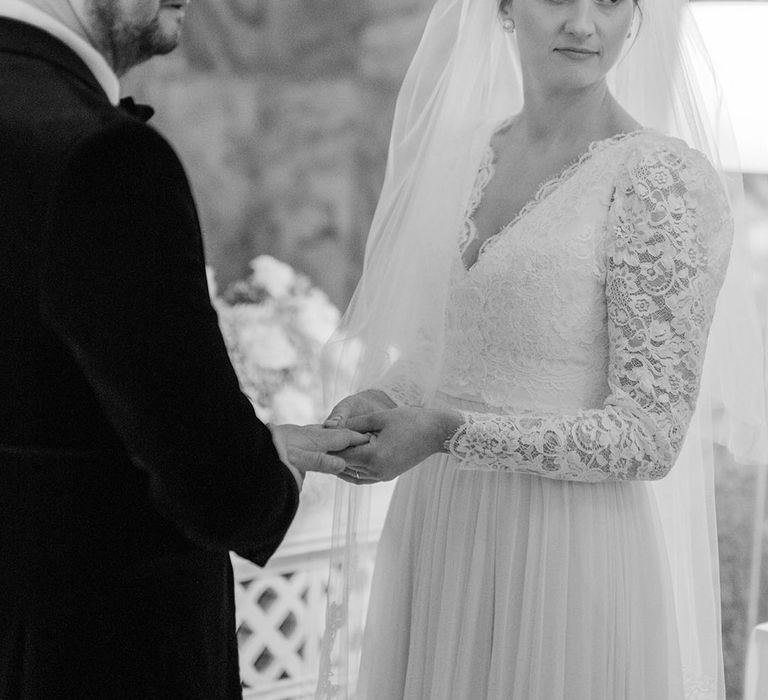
left=0, top=17, right=109, bottom=104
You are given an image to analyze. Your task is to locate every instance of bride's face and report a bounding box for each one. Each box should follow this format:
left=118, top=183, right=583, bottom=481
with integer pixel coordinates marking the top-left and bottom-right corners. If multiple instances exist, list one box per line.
left=501, top=0, right=635, bottom=93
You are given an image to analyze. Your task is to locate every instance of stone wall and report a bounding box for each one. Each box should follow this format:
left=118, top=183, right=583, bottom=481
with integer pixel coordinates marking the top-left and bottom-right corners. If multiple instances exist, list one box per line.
left=122, top=0, right=432, bottom=309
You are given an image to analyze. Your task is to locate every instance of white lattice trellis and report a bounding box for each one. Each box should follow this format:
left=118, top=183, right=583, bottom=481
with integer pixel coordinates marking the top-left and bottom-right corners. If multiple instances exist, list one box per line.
left=233, top=538, right=378, bottom=699
left=234, top=480, right=394, bottom=699
left=235, top=556, right=328, bottom=693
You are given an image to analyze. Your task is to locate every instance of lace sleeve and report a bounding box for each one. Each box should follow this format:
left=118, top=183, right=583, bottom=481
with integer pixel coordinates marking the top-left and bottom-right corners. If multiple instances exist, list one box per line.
left=446, top=142, right=733, bottom=482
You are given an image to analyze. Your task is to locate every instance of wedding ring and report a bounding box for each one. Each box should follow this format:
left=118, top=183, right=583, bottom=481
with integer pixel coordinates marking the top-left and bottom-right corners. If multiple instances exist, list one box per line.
left=354, top=470, right=360, bottom=480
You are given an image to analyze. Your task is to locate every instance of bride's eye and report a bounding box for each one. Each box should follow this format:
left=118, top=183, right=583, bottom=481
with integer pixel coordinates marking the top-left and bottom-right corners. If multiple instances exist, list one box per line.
left=594, top=0, right=626, bottom=5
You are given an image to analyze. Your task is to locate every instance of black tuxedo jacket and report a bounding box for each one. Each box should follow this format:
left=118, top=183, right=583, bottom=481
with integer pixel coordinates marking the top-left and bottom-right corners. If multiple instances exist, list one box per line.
left=0, top=18, right=299, bottom=699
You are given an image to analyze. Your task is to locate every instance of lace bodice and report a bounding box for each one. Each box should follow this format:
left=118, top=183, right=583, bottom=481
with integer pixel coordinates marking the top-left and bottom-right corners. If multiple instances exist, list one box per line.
left=382, top=130, right=732, bottom=483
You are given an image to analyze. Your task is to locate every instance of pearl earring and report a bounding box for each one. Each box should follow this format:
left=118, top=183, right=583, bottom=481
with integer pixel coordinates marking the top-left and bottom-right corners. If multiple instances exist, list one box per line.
left=502, top=18, right=515, bottom=33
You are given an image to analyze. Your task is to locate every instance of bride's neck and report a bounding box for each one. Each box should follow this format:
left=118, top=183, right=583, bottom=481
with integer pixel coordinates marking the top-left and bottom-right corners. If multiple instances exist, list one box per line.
left=516, top=81, right=634, bottom=148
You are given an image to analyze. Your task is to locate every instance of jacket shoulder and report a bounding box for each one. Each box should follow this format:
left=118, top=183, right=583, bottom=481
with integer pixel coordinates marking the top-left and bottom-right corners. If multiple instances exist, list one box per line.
left=61, top=118, right=182, bottom=180
left=0, top=50, right=174, bottom=173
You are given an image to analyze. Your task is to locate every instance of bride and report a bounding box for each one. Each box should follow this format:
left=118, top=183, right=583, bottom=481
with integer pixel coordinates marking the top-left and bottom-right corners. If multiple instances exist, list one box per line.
left=317, top=0, right=766, bottom=698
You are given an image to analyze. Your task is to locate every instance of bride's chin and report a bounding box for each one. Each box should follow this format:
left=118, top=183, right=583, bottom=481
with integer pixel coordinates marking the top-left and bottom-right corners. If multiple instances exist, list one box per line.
left=551, top=69, right=609, bottom=93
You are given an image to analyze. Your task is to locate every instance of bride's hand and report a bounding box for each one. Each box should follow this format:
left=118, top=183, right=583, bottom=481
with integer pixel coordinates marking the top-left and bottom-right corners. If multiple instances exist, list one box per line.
left=334, top=407, right=463, bottom=484
left=323, top=389, right=397, bottom=429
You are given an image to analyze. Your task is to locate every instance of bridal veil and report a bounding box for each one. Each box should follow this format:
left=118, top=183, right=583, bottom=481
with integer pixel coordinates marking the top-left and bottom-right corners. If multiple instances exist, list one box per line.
left=317, top=1, right=768, bottom=697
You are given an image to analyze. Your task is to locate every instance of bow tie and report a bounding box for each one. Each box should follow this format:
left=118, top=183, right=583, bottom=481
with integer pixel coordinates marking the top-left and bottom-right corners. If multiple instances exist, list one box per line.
left=119, top=96, right=155, bottom=123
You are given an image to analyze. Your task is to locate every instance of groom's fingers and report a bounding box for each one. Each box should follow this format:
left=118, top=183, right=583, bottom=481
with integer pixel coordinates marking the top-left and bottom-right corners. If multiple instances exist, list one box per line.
left=339, top=428, right=371, bottom=447
left=323, top=414, right=345, bottom=428
left=287, top=448, right=346, bottom=475
left=315, top=428, right=369, bottom=451
left=333, top=443, right=374, bottom=466
left=344, top=413, right=386, bottom=434
left=337, top=473, right=377, bottom=486
left=323, top=398, right=354, bottom=428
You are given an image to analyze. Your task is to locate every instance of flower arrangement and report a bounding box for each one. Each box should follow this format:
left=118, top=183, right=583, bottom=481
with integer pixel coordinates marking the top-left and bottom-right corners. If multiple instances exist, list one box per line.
left=208, top=255, right=341, bottom=426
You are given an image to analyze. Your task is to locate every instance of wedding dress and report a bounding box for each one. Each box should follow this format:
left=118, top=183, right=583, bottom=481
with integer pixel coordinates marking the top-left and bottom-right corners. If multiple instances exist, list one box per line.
left=316, top=3, right=768, bottom=698
left=355, top=126, right=732, bottom=700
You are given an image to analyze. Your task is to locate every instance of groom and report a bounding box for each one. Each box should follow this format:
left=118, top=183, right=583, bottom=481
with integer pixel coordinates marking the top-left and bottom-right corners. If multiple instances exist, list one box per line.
left=0, top=1, right=366, bottom=698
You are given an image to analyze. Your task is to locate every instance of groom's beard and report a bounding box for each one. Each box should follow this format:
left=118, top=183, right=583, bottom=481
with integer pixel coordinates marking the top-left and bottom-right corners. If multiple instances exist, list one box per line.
left=87, top=1, right=181, bottom=76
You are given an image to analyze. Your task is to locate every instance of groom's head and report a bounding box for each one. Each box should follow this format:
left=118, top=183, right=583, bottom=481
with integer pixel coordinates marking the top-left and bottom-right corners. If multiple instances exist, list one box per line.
left=76, top=0, right=191, bottom=75
left=24, top=1, right=191, bottom=76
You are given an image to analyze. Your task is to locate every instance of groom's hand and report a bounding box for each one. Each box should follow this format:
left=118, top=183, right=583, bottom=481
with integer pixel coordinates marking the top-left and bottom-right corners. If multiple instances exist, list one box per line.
left=334, top=408, right=463, bottom=484
left=323, top=389, right=396, bottom=429
left=268, top=424, right=370, bottom=478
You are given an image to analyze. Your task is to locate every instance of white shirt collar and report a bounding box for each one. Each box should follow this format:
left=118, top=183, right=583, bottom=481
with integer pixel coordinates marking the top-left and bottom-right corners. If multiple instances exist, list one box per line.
left=0, top=0, right=120, bottom=105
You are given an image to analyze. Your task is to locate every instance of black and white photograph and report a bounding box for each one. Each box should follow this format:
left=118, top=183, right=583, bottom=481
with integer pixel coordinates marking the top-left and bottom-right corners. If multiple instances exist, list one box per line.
left=1, top=1, right=767, bottom=699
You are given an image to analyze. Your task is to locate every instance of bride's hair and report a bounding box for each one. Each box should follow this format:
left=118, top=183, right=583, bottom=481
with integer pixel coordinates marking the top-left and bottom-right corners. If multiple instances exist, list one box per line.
left=496, top=0, right=644, bottom=38
left=498, top=0, right=641, bottom=7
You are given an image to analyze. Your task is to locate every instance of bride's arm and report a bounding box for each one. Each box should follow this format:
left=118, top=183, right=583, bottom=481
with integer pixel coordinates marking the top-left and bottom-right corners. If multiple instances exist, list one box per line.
left=444, top=144, right=733, bottom=482
left=339, top=144, right=732, bottom=484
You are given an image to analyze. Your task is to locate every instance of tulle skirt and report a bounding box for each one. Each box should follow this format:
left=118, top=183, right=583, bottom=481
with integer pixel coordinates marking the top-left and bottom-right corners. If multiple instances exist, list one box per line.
left=357, top=402, right=686, bottom=700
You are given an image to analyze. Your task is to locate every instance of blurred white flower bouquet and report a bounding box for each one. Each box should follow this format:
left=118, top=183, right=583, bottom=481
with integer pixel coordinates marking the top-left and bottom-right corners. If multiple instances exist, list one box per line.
left=208, top=256, right=341, bottom=426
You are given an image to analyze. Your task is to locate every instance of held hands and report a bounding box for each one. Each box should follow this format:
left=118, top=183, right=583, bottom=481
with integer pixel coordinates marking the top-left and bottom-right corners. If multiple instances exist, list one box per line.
left=323, top=389, right=397, bottom=429
left=328, top=406, right=464, bottom=485
left=268, top=423, right=370, bottom=476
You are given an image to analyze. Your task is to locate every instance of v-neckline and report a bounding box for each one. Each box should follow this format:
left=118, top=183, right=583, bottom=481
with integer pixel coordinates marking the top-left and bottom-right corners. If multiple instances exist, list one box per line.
left=460, top=125, right=649, bottom=272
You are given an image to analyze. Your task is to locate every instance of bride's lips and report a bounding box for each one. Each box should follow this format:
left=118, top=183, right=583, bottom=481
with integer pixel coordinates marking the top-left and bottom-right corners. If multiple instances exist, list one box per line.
left=161, top=0, right=189, bottom=9
left=555, top=47, right=600, bottom=59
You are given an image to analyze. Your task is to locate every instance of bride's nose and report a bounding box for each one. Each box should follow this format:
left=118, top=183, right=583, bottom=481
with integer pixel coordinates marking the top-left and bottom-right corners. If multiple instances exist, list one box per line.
left=563, top=0, right=597, bottom=38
